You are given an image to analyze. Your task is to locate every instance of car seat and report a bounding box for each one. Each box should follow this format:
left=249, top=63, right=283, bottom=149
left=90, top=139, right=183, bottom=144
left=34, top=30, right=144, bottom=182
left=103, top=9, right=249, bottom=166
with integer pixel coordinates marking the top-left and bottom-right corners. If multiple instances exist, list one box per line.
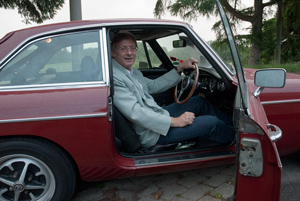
left=80, top=56, right=98, bottom=81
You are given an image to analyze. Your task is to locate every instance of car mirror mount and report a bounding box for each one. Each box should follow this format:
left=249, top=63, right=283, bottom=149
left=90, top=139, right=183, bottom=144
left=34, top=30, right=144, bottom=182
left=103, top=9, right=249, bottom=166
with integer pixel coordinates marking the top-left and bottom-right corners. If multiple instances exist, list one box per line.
left=253, top=68, right=286, bottom=98
left=253, top=86, right=265, bottom=98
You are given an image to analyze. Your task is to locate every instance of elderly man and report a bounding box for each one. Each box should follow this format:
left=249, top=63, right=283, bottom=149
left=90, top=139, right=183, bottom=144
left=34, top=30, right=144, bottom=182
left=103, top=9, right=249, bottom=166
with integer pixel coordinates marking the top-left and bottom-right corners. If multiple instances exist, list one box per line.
left=112, top=31, right=234, bottom=148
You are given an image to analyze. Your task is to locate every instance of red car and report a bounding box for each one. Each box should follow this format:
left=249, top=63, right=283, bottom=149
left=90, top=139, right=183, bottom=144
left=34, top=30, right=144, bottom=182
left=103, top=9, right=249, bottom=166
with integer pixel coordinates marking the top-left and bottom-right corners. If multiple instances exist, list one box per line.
left=0, top=2, right=297, bottom=201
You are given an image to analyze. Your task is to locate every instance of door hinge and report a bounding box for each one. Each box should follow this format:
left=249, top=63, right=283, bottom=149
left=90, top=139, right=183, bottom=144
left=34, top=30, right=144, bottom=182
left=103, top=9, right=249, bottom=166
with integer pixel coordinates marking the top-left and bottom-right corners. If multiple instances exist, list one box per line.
left=239, top=138, right=263, bottom=177
left=108, top=97, right=113, bottom=122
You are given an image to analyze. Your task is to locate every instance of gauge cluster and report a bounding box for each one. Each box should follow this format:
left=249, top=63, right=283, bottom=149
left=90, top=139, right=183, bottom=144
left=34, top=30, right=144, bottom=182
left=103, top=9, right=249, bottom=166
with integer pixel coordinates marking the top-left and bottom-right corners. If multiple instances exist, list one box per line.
left=197, top=72, right=226, bottom=93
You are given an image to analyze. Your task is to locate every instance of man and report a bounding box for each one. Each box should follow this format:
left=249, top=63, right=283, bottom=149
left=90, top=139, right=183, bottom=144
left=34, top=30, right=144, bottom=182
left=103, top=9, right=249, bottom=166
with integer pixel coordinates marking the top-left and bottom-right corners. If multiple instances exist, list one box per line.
left=112, top=31, right=234, bottom=148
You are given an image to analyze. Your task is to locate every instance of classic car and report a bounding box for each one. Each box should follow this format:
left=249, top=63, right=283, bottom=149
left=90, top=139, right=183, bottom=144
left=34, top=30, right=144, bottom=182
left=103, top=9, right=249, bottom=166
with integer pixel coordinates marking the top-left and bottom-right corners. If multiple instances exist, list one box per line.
left=0, top=1, right=297, bottom=201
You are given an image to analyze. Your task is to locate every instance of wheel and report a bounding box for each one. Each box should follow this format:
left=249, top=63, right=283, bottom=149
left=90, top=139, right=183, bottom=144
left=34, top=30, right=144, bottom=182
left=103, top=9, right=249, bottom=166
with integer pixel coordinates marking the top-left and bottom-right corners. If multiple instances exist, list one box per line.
left=174, top=64, right=199, bottom=104
left=0, top=137, right=76, bottom=201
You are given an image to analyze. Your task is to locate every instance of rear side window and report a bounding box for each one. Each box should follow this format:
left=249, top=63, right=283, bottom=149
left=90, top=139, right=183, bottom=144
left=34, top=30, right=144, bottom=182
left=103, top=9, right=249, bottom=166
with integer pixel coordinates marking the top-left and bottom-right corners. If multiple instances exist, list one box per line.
left=0, top=31, right=102, bottom=87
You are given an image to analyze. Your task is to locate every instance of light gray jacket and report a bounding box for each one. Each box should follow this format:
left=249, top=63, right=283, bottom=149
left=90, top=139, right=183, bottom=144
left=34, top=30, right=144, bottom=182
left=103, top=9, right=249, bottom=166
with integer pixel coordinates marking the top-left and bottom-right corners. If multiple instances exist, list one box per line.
left=113, top=59, right=181, bottom=147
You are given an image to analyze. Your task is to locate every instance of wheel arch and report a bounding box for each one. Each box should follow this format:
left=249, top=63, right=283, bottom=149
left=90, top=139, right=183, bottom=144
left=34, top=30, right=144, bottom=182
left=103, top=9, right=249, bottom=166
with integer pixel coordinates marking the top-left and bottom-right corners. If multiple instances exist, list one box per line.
left=0, top=135, right=80, bottom=179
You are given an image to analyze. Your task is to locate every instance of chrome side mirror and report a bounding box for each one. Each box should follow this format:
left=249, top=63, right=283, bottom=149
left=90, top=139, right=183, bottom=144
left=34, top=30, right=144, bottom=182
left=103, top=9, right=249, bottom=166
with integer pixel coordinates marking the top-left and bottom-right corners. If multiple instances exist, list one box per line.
left=253, top=69, right=286, bottom=98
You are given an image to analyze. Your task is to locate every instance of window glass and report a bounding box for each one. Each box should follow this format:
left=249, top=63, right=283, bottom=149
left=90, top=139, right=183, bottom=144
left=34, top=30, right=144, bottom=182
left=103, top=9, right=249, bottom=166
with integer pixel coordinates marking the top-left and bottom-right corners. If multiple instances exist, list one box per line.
left=0, top=31, right=102, bottom=87
left=156, top=32, right=211, bottom=69
left=133, top=41, right=162, bottom=69
left=133, top=41, right=148, bottom=69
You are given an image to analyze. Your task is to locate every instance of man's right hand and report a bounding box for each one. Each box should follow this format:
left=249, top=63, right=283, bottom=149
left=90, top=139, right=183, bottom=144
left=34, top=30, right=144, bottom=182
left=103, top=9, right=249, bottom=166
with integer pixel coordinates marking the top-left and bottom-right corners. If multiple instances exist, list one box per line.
left=171, top=112, right=195, bottom=127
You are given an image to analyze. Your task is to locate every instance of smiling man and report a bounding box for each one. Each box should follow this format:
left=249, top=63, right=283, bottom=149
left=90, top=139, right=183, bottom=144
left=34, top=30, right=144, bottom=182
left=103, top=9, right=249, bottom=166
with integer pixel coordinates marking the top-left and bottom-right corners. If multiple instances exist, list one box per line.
left=111, top=31, right=235, bottom=149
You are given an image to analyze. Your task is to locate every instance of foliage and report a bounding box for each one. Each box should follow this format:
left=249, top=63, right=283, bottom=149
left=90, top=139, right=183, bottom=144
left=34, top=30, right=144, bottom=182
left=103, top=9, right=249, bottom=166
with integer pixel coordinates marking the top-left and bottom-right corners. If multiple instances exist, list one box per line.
left=0, top=0, right=64, bottom=24
left=153, top=0, right=278, bottom=65
left=260, top=18, right=278, bottom=64
left=281, top=0, right=300, bottom=63
left=209, top=36, right=251, bottom=66
left=245, top=63, right=300, bottom=73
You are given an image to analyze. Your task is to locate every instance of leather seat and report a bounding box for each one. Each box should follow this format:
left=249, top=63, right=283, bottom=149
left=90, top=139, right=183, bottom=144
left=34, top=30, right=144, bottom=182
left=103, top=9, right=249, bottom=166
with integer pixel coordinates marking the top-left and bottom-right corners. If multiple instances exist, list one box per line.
left=113, top=106, right=178, bottom=153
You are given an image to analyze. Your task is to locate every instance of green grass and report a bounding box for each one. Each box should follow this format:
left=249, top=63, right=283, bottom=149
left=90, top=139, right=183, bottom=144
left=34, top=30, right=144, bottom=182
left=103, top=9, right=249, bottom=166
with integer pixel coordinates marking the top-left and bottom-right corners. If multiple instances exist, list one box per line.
left=244, top=63, right=300, bottom=73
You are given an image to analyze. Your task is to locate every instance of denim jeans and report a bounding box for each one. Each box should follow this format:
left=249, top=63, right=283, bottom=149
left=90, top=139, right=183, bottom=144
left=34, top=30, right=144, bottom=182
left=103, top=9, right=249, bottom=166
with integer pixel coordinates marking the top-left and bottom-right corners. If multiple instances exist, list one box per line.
left=157, top=96, right=235, bottom=145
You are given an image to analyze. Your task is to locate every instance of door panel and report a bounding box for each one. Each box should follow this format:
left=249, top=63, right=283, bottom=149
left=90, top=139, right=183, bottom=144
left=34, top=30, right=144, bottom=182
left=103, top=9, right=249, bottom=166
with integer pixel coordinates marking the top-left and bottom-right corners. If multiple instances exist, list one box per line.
left=235, top=135, right=281, bottom=201
left=215, top=0, right=282, bottom=199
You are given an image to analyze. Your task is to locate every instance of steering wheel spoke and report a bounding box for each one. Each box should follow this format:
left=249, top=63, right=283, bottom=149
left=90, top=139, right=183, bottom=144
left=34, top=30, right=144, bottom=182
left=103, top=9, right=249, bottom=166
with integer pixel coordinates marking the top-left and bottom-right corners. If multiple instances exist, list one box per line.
left=174, top=64, right=199, bottom=104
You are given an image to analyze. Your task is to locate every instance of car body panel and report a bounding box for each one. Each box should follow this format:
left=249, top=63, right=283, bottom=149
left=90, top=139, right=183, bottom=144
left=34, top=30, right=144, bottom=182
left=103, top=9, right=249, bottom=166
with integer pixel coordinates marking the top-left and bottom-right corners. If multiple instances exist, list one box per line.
left=245, top=69, right=300, bottom=156
left=233, top=85, right=282, bottom=200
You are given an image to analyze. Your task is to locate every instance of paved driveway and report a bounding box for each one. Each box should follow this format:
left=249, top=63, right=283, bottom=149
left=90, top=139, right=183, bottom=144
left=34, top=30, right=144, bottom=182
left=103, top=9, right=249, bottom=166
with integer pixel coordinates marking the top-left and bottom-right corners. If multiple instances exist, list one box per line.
left=71, top=152, right=300, bottom=201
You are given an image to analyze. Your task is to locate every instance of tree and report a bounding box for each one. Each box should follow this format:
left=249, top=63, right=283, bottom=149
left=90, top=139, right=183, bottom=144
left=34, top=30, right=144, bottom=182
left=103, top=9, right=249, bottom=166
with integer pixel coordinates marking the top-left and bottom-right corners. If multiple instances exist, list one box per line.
left=0, top=0, right=64, bottom=24
left=281, top=0, right=300, bottom=63
left=154, top=0, right=278, bottom=65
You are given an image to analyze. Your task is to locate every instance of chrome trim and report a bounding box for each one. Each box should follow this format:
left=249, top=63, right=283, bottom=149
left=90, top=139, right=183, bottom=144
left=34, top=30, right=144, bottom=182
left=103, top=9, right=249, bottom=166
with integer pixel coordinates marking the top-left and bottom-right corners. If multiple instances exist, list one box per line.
left=0, top=82, right=107, bottom=92
left=134, top=150, right=234, bottom=167
left=261, top=99, right=300, bottom=105
left=100, top=27, right=110, bottom=87
left=267, top=124, right=282, bottom=142
left=253, top=87, right=265, bottom=98
left=0, top=113, right=107, bottom=124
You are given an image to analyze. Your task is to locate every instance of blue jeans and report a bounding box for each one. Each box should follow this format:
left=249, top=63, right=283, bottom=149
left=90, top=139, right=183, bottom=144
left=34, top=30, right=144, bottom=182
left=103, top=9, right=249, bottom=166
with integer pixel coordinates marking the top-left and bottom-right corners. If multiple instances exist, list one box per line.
left=157, top=96, right=235, bottom=145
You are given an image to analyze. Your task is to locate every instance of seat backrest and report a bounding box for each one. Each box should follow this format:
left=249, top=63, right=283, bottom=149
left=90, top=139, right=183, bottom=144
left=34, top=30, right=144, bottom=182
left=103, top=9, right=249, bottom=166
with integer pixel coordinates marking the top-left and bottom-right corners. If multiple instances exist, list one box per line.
left=113, top=106, right=141, bottom=153
left=80, top=56, right=98, bottom=81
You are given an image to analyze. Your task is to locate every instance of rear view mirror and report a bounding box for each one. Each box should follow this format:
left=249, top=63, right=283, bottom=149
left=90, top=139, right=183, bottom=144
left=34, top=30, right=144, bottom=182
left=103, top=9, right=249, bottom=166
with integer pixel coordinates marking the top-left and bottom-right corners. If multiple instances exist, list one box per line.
left=253, top=69, right=286, bottom=98
left=173, top=39, right=186, bottom=48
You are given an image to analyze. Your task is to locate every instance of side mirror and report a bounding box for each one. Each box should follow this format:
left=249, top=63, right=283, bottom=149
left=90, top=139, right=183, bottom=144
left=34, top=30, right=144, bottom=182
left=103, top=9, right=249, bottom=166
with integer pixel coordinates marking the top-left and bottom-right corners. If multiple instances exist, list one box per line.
left=253, top=69, right=286, bottom=98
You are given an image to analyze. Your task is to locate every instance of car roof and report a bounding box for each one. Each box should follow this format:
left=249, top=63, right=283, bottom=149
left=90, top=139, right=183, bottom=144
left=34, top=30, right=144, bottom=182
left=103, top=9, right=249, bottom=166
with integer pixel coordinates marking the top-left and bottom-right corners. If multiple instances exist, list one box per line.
left=0, top=19, right=189, bottom=62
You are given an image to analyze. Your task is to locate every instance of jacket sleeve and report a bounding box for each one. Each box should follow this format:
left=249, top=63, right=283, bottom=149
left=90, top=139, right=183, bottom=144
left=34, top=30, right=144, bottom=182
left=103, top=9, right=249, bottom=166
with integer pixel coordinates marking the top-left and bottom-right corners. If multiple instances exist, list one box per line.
left=113, top=76, right=171, bottom=136
left=143, top=69, right=182, bottom=95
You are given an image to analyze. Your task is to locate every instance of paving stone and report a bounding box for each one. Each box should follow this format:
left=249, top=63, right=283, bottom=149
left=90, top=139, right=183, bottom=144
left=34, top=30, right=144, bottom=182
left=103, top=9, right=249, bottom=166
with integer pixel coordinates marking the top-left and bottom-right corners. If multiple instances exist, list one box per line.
left=203, top=174, right=232, bottom=188
left=181, top=184, right=214, bottom=200
left=155, top=173, right=180, bottom=188
left=137, top=184, right=159, bottom=197
left=117, top=189, right=138, bottom=200
left=128, top=175, right=159, bottom=186
left=198, top=195, right=221, bottom=201
left=104, top=178, right=135, bottom=189
left=72, top=164, right=237, bottom=201
left=72, top=188, right=103, bottom=201
left=219, top=165, right=235, bottom=176
left=177, top=173, right=206, bottom=188
left=159, top=182, right=188, bottom=200
left=197, top=166, right=225, bottom=177
left=211, top=183, right=234, bottom=199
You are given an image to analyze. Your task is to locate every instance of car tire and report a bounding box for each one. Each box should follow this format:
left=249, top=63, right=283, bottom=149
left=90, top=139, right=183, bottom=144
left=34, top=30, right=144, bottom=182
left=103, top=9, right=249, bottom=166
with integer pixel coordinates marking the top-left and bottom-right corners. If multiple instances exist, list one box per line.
left=0, top=137, right=76, bottom=201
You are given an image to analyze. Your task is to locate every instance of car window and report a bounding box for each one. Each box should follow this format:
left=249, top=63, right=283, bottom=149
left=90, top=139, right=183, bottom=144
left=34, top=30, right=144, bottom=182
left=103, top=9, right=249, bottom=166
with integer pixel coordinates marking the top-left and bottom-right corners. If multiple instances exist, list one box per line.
left=156, top=32, right=212, bottom=69
left=0, top=31, right=102, bottom=87
left=134, top=41, right=161, bottom=69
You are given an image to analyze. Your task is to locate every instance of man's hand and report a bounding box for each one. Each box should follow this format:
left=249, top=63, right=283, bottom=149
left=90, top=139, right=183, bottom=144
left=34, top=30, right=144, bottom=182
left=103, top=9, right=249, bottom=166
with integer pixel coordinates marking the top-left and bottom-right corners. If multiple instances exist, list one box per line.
left=171, top=112, right=195, bottom=127
left=176, top=57, right=198, bottom=72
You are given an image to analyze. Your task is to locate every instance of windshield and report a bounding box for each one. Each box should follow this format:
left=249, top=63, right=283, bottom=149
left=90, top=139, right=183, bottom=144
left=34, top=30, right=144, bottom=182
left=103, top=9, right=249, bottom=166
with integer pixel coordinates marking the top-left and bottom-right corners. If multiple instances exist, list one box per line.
left=156, top=32, right=212, bottom=69
left=156, top=31, right=235, bottom=74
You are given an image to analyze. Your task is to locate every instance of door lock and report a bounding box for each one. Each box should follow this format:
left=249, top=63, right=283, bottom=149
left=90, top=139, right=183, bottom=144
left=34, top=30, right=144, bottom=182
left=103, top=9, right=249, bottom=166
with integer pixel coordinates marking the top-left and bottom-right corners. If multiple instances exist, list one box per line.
left=239, top=138, right=263, bottom=177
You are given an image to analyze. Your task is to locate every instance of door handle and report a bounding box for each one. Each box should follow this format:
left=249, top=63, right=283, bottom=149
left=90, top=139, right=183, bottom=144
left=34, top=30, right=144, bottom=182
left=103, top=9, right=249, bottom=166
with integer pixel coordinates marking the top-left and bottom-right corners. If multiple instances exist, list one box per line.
left=266, top=124, right=282, bottom=142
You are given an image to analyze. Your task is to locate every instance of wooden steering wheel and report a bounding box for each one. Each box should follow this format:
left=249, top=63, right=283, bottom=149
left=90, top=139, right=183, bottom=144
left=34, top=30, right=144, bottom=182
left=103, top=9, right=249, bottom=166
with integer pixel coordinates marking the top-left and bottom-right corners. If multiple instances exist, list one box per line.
left=174, top=64, right=199, bottom=104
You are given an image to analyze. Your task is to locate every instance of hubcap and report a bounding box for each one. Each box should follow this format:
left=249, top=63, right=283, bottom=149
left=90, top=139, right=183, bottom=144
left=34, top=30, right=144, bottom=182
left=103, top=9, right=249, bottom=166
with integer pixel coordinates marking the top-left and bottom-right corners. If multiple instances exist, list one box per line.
left=0, top=155, right=56, bottom=201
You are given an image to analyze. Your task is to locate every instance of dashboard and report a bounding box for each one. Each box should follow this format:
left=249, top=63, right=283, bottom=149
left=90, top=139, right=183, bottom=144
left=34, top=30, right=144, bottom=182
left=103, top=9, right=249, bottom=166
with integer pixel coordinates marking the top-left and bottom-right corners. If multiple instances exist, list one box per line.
left=198, top=72, right=226, bottom=93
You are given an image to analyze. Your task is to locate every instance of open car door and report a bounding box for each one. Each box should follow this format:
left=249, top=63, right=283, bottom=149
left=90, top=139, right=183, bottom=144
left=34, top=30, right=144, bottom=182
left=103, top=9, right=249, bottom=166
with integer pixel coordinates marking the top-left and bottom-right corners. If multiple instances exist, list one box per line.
left=216, top=1, right=282, bottom=200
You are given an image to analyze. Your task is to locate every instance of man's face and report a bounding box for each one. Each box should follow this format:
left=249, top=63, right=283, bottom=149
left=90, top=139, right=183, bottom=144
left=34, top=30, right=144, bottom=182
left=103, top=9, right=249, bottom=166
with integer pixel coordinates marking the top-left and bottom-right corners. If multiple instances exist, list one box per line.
left=112, top=38, right=136, bottom=70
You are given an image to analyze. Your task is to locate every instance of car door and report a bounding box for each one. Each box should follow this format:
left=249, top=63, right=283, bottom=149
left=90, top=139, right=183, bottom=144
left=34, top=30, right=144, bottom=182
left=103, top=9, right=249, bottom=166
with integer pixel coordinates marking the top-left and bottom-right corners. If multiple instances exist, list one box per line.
left=0, top=30, right=112, bottom=178
left=216, top=1, right=282, bottom=200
